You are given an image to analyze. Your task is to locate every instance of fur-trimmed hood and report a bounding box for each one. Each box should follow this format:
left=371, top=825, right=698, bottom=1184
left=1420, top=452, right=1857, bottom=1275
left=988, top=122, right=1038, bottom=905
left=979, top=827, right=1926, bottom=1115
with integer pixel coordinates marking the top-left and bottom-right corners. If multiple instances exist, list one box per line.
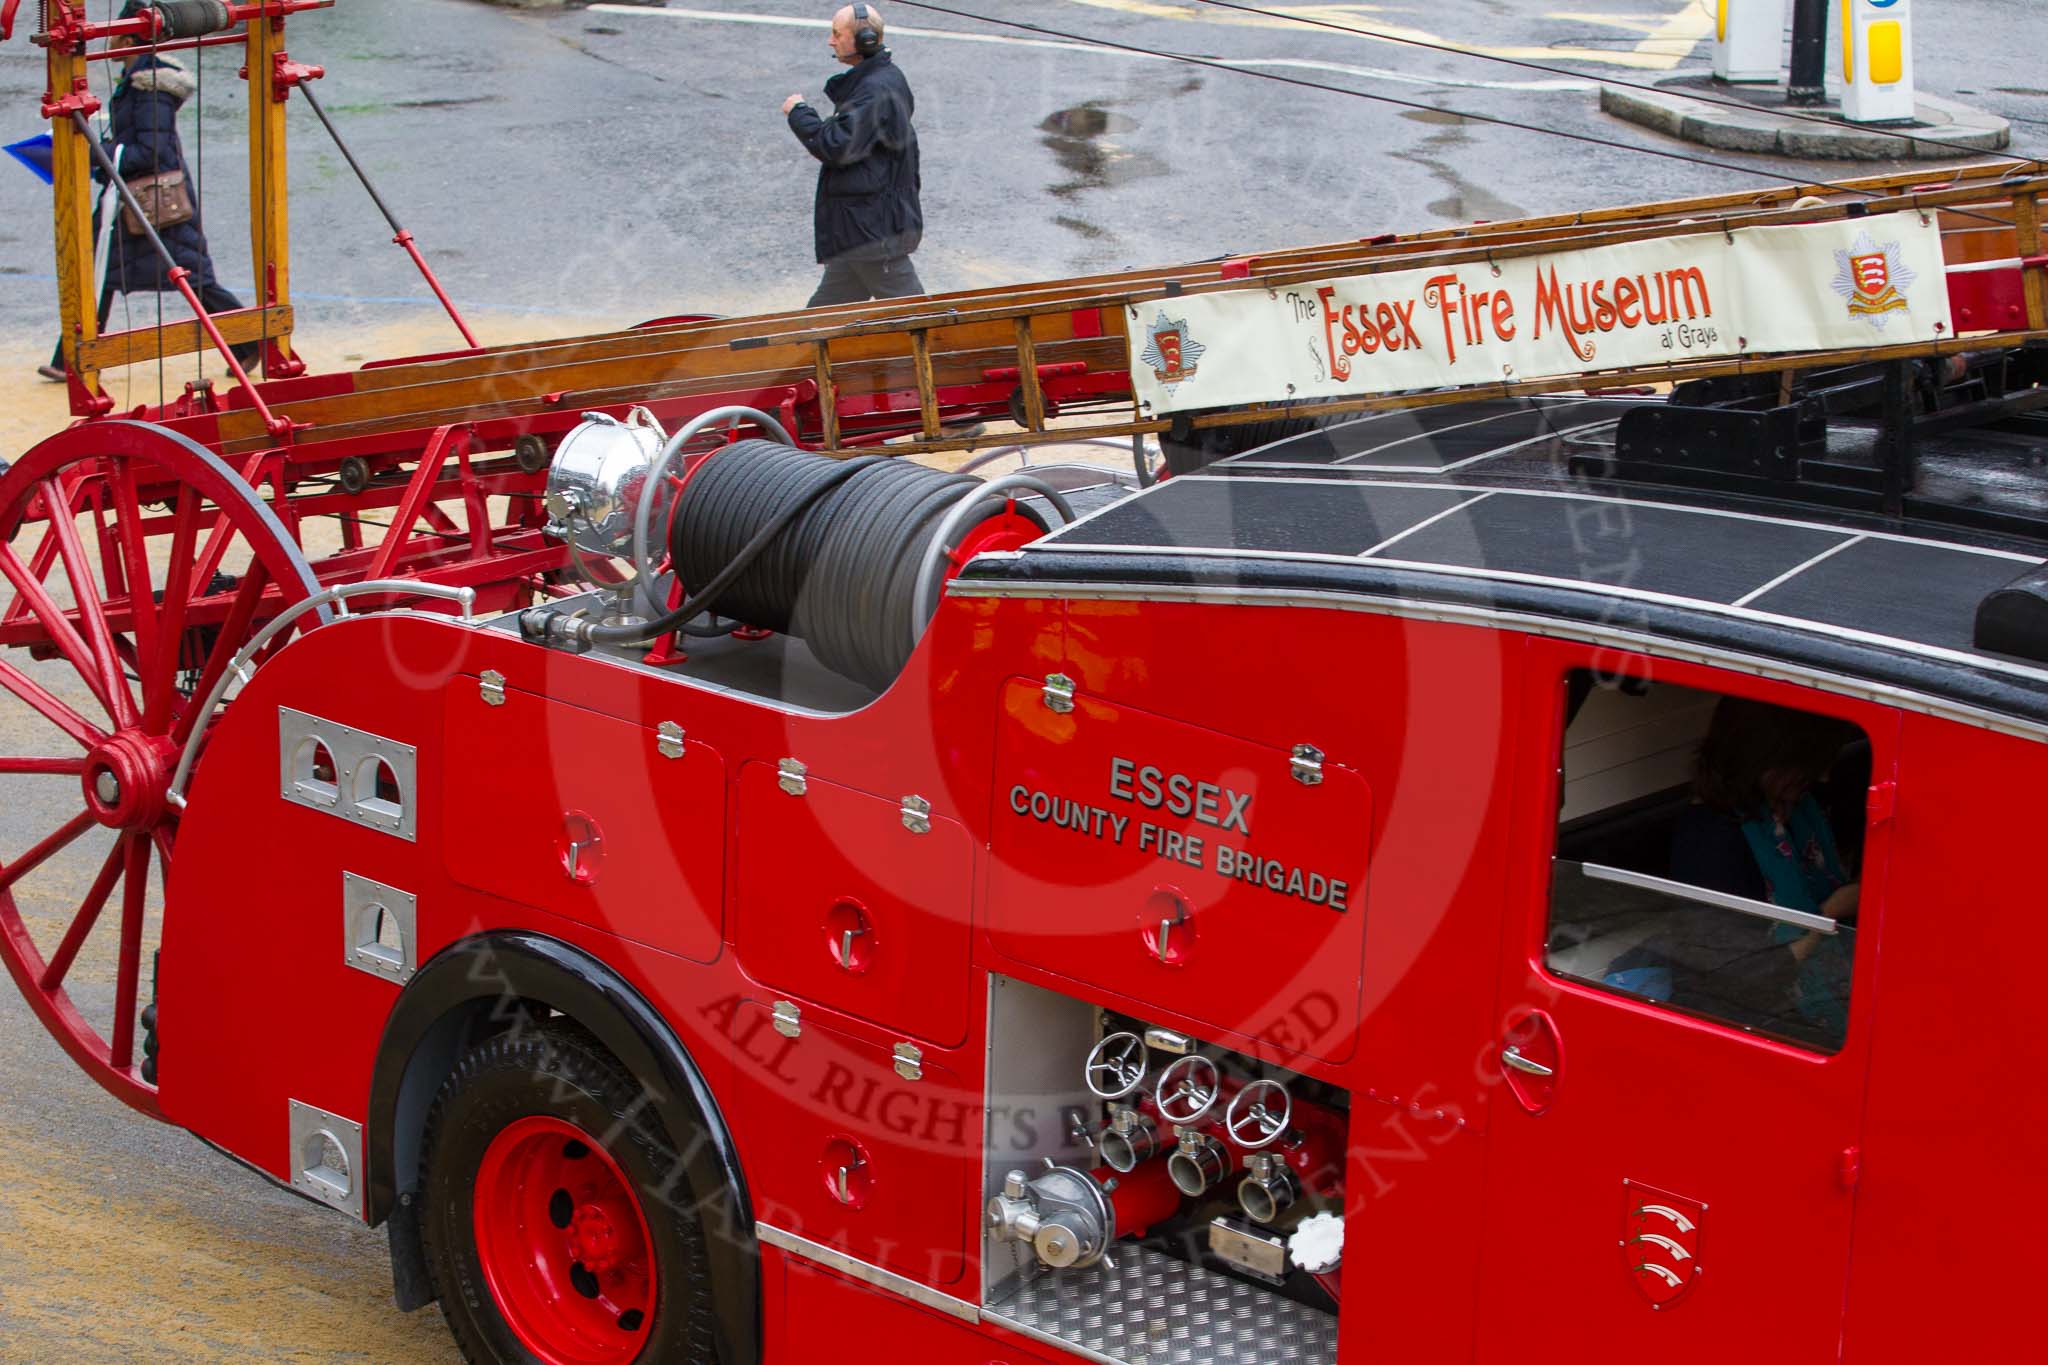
left=123, top=57, right=194, bottom=104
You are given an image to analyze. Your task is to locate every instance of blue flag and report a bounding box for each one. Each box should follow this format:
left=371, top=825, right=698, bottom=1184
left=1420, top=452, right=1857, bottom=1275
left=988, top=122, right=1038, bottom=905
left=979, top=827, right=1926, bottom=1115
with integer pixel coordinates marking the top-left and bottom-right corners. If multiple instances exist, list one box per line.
left=5, top=133, right=54, bottom=186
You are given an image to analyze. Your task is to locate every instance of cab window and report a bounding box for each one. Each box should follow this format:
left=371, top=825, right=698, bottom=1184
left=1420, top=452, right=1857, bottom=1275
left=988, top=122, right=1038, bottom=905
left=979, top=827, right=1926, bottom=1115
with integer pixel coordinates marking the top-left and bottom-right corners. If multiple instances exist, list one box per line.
left=1544, top=670, right=1870, bottom=1052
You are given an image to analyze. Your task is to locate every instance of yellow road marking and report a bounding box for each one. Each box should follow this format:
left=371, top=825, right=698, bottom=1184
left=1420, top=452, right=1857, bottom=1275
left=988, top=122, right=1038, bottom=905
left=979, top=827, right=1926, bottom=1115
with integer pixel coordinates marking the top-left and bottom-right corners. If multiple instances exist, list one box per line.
left=1056, top=0, right=1713, bottom=70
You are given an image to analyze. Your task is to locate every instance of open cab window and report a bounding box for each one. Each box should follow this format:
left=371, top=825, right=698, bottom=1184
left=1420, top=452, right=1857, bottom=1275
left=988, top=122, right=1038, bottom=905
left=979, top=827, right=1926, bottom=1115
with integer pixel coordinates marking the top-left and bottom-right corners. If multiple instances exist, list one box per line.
left=1545, top=670, right=1872, bottom=1053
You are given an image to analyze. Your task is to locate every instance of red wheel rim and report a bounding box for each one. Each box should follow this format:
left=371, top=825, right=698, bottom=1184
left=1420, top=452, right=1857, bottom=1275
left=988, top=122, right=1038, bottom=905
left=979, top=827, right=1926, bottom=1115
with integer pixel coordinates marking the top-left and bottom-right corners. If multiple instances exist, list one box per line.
left=0, top=422, right=324, bottom=1118
left=473, top=1116, right=659, bottom=1365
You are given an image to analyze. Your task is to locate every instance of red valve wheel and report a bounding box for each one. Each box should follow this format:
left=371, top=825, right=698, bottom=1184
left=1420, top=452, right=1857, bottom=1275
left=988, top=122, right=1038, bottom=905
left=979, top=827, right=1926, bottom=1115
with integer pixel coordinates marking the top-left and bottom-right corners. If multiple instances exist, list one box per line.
left=0, top=421, right=324, bottom=1117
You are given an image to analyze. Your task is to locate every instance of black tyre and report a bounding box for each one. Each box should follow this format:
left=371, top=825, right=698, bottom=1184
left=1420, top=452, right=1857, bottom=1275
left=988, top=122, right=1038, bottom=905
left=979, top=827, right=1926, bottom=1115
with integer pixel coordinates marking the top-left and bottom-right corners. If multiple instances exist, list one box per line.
left=419, top=1019, right=718, bottom=1364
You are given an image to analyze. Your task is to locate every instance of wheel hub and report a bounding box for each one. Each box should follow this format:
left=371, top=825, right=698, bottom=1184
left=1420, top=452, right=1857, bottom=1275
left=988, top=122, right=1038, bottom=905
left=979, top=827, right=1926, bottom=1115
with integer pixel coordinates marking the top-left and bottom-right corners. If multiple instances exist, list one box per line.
left=472, top=1116, right=657, bottom=1364
left=569, top=1201, right=629, bottom=1274
left=82, top=731, right=176, bottom=830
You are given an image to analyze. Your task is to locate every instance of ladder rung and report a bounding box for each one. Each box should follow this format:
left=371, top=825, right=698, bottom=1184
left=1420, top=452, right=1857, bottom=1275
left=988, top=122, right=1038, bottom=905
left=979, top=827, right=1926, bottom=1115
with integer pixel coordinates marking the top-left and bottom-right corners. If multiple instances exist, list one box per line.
left=75, top=306, right=293, bottom=373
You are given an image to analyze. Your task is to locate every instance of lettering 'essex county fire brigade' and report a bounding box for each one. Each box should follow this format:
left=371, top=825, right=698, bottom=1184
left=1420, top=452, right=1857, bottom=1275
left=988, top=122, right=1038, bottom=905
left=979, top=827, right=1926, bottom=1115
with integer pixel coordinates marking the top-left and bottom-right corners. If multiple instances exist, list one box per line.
left=3, top=8, right=2048, bottom=1365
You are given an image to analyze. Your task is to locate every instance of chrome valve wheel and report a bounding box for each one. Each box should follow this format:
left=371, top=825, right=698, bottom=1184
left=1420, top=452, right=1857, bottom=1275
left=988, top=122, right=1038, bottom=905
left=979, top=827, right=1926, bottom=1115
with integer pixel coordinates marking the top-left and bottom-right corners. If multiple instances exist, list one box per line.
left=1084, top=1031, right=1149, bottom=1100
left=1154, top=1054, right=1221, bottom=1125
left=1225, top=1079, right=1293, bottom=1150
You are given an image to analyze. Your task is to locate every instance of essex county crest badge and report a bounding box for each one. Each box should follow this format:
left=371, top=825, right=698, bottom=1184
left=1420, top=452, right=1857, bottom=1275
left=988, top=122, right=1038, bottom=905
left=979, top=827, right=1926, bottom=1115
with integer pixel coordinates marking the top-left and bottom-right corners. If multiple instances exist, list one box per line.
left=1831, top=233, right=1914, bottom=328
left=1621, top=1179, right=1706, bottom=1309
left=1139, top=312, right=1205, bottom=393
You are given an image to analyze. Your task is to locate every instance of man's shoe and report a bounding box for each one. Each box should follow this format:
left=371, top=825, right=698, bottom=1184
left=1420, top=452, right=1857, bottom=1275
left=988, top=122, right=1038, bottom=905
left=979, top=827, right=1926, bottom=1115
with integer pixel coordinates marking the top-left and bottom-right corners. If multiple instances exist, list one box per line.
left=35, top=365, right=66, bottom=383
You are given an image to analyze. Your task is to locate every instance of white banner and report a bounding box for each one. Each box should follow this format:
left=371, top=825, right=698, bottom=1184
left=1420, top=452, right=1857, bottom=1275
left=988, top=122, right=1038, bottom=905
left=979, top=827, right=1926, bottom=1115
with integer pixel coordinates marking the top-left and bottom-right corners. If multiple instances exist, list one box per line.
left=1129, top=215, right=1953, bottom=415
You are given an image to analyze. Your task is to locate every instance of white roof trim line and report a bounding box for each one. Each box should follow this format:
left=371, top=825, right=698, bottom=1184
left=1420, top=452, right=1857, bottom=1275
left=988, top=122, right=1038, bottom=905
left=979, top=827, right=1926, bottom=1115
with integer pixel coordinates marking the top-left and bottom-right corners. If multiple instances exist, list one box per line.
left=1359, top=492, right=1498, bottom=558
left=1086, top=474, right=2046, bottom=563
left=1733, top=535, right=1867, bottom=607
left=999, top=538, right=2048, bottom=690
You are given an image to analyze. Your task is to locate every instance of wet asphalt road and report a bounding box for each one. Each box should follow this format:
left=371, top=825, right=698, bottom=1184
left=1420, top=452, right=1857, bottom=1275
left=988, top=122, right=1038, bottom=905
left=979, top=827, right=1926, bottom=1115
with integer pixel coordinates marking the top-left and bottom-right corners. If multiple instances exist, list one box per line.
left=3, top=0, right=2044, bottom=358
left=0, top=1, right=2043, bottom=1359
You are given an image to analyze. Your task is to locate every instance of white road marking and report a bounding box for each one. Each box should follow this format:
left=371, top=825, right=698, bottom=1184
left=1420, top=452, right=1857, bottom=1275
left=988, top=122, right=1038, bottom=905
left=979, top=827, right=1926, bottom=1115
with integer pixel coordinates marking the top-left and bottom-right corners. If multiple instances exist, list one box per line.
left=587, top=5, right=1596, bottom=90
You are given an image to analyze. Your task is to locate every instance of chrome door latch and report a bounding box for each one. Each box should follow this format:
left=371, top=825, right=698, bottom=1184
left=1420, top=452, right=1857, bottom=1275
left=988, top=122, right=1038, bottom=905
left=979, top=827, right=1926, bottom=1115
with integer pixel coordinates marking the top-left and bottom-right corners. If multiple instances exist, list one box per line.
left=777, top=758, right=808, bottom=797
left=1042, top=673, right=1076, bottom=714
left=656, top=721, right=685, bottom=759
left=900, top=794, right=931, bottom=835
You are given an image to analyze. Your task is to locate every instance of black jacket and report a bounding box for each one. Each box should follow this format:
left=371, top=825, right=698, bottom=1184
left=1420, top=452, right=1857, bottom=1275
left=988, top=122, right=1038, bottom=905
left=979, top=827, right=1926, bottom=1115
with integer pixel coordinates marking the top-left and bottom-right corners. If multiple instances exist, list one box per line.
left=103, top=54, right=220, bottom=294
left=786, top=50, right=922, bottom=264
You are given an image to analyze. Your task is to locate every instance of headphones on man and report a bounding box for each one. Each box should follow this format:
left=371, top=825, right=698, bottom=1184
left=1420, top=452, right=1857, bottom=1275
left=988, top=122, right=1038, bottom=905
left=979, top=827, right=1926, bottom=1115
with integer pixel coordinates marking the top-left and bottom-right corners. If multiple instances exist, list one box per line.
left=851, top=3, right=882, bottom=58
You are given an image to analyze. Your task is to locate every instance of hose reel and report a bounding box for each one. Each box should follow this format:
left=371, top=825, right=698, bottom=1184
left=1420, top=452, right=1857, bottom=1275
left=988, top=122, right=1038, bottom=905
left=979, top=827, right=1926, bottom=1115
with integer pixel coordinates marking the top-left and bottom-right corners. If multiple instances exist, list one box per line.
left=532, top=424, right=1073, bottom=688
left=668, top=442, right=1070, bottom=689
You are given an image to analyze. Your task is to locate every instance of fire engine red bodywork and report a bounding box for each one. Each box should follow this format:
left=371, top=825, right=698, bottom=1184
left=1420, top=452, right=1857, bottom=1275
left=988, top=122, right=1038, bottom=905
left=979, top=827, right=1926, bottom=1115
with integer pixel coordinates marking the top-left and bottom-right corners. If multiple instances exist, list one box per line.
left=154, top=583, right=2048, bottom=1362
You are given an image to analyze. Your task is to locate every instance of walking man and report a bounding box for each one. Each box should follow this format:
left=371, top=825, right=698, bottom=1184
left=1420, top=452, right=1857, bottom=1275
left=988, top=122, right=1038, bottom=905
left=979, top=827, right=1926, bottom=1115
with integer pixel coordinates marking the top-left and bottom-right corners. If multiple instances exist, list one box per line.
left=782, top=4, right=925, bottom=307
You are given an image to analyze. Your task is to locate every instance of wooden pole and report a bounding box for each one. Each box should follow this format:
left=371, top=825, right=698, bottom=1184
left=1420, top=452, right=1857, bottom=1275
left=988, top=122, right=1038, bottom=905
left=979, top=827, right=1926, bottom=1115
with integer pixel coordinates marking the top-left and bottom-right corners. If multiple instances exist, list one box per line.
left=46, top=3, right=103, bottom=406
left=2015, top=192, right=2048, bottom=333
left=245, top=5, right=294, bottom=373
left=909, top=329, right=940, bottom=439
left=1013, top=317, right=1048, bottom=432
left=812, top=340, right=839, bottom=449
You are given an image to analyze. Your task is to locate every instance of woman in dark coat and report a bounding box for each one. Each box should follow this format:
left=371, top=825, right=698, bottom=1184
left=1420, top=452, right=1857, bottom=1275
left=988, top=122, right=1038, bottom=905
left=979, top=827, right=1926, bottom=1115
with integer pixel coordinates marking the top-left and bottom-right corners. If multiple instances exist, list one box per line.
left=44, top=12, right=256, bottom=379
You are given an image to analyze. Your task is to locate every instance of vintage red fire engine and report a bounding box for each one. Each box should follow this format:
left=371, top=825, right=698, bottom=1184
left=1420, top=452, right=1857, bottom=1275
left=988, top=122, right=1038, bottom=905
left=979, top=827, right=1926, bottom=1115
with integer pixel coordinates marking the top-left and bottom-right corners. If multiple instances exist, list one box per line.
left=5, top=5, right=2048, bottom=1363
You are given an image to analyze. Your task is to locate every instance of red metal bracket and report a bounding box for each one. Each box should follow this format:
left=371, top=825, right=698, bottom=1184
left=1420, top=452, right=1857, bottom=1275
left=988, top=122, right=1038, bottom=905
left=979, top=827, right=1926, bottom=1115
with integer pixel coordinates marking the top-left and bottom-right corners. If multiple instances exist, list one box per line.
left=1, top=0, right=22, bottom=43
left=64, top=367, right=114, bottom=417
left=32, top=1, right=163, bottom=51
left=41, top=79, right=101, bottom=121
left=271, top=49, right=323, bottom=102
left=366, top=425, right=484, bottom=578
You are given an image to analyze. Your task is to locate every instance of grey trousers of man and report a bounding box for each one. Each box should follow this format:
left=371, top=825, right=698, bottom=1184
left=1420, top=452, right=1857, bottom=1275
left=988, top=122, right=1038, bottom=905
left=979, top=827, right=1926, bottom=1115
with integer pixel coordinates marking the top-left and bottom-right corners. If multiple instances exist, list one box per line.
left=807, top=253, right=926, bottom=307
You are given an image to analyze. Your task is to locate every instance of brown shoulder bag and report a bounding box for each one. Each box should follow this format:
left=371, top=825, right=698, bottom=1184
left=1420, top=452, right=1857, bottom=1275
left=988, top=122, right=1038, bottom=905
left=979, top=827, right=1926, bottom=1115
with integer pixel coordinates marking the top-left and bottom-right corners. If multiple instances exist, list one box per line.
left=118, top=167, right=195, bottom=237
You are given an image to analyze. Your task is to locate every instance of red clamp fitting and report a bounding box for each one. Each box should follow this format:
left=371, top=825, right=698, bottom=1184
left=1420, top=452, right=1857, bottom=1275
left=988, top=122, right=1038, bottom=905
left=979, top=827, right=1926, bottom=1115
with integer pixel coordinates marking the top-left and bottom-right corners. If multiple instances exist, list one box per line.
left=41, top=79, right=101, bottom=121
left=271, top=50, right=323, bottom=102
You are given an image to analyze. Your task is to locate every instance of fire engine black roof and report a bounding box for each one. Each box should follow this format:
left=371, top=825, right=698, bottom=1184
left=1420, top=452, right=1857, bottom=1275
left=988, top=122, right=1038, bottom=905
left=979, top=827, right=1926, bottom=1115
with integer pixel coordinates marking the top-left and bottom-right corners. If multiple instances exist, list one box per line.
left=965, top=396, right=2048, bottom=730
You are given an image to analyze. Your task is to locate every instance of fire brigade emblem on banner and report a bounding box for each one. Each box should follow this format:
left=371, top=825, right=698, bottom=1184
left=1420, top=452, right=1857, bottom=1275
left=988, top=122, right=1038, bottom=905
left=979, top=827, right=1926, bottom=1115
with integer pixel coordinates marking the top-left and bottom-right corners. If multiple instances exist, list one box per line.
left=1621, top=1181, right=1706, bottom=1308
left=1831, top=233, right=1914, bottom=328
left=1140, top=312, right=1205, bottom=393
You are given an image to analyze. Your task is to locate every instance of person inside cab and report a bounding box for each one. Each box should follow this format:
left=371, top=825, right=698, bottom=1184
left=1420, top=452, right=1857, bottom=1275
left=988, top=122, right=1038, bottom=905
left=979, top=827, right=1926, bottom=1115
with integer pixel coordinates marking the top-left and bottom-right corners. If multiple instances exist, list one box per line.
left=1606, top=696, right=1861, bottom=1043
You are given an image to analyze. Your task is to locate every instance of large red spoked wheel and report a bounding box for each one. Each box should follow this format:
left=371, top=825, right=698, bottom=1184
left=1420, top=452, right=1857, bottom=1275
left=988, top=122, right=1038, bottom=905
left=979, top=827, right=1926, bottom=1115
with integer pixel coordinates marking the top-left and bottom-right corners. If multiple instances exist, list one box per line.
left=421, top=1021, right=717, bottom=1364
left=0, top=421, right=325, bottom=1117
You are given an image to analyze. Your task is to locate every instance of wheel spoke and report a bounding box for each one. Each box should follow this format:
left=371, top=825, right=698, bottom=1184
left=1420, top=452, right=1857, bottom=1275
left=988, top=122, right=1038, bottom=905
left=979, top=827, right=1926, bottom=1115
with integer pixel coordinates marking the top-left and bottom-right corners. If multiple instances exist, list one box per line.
left=171, top=559, right=271, bottom=748
left=0, top=540, right=119, bottom=718
left=42, top=479, right=140, bottom=730
left=0, top=809, right=97, bottom=895
left=0, top=514, right=60, bottom=630
left=187, top=455, right=268, bottom=602
left=143, top=489, right=201, bottom=734
left=0, top=657, right=104, bottom=749
left=105, top=459, right=160, bottom=691
left=109, top=832, right=148, bottom=1070
left=0, top=755, right=88, bottom=776
left=38, top=835, right=126, bottom=993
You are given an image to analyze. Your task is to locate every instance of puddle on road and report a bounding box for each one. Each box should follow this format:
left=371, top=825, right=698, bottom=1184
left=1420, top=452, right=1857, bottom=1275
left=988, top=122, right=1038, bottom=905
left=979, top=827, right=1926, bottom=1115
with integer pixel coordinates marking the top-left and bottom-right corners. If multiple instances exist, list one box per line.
left=1041, top=103, right=1164, bottom=209
left=1393, top=106, right=1528, bottom=225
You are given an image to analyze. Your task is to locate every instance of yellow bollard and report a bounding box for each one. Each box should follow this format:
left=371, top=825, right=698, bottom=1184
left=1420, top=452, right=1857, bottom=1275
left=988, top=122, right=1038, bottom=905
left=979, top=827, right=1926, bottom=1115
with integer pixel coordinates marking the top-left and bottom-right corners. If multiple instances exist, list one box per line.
left=1713, top=0, right=1787, bottom=84
left=1841, top=0, right=1916, bottom=123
